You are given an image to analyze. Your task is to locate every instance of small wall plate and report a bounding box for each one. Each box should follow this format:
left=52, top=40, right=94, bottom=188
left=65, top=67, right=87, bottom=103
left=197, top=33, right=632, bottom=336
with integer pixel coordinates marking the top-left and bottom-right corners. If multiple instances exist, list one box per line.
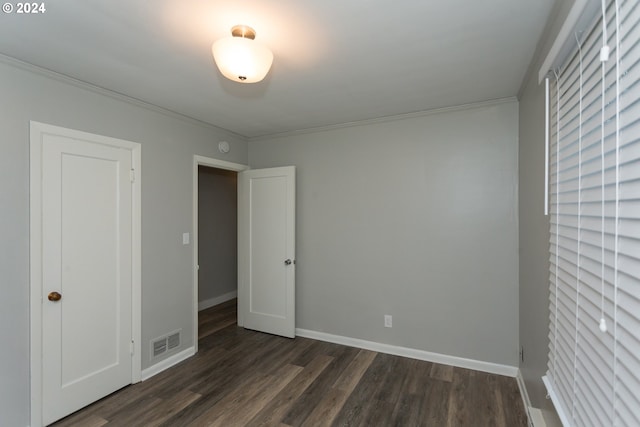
left=218, top=141, right=230, bottom=153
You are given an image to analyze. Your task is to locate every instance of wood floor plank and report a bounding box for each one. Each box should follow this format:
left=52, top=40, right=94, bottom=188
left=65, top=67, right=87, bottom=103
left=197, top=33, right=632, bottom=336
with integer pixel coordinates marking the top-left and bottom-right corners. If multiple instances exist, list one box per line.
left=132, top=389, right=202, bottom=427
left=213, top=364, right=304, bottom=427
left=198, top=317, right=237, bottom=339
left=76, top=415, right=109, bottom=427
left=51, top=299, right=528, bottom=427
left=247, top=354, right=334, bottom=427
left=362, top=398, right=396, bottom=427
left=430, top=362, right=454, bottom=382
left=97, top=389, right=201, bottom=427
left=480, top=373, right=507, bottom=427
left=52, top=412, right=109, bottom=427
left=189, top=372, right=275, bottom=427
left=159, top=339, right=289, bottom=425
left=374, top=354, right=410, bottom=405
left=158, top=351, right=284, bottom=425
left=406, top=358, right=433, bottom=395
left=280, top=345, right=360, bottom=426
left=332, top=349, right=377, bottom=392
left=300, top=387, right=348, bottom=427
left=447, top=367, right=472, bottom=427
left=289, top=340, right=339, bottom=367
left=419, top=378, right=451, bottom=426
left=388, top=357, right=432, bottom=426
left=330, top=374, right=371, bottom=426
left=328, top=350, right=387, bottom=425
left=390, top=393, right=423, bottom=427
left=104, top=395, right=164, bottom=426
left=301, top=349, right=376, bottom=426
left=191, top=364, right=302, bottom=427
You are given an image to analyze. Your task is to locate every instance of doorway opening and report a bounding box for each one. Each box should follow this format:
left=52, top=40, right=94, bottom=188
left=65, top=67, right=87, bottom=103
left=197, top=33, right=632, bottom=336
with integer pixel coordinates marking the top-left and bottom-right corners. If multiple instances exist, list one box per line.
left=197, top=166, right=237, bottom=338
left=192, top=155, right=248, bottom=352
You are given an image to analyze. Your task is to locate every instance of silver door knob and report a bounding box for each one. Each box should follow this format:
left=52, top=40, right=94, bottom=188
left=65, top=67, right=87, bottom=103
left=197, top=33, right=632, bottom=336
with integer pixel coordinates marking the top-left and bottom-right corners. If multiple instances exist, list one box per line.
left=284, top=259, right=292, bottom=265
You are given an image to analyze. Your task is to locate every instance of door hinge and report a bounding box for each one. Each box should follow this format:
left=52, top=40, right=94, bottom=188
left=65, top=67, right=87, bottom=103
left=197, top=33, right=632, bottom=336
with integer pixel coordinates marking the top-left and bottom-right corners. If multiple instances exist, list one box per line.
left=130, top=169, right=135, bottom=183
left=130, top=340, right=135, bottom=356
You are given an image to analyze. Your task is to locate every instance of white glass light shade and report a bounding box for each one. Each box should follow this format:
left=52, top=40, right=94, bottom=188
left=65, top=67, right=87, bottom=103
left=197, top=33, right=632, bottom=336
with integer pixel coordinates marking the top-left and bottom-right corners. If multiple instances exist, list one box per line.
left=212, top=36, right=273, bottom=83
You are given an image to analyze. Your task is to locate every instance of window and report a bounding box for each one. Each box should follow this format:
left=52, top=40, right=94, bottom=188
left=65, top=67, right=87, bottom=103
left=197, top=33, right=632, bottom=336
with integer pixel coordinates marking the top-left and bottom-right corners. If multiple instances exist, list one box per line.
left=543, top=0, right=640, bottom=426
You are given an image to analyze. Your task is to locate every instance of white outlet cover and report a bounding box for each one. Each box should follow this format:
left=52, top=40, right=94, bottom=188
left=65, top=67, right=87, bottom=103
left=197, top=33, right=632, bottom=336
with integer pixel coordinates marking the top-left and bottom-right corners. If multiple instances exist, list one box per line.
left=384, top=315, right=392, bottom=328
left=182, top=232, right=190, bottom=245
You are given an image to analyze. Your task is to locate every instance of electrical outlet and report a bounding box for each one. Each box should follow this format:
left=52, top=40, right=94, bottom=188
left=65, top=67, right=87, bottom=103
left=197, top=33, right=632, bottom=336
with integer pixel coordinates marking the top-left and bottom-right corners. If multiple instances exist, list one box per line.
left=384, top=315, right=392, bottom=328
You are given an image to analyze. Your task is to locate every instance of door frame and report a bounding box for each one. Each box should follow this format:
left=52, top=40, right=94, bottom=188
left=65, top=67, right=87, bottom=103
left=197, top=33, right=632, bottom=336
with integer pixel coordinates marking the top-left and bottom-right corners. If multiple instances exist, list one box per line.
left=192, top=155, right=248, bottom=352
left=29, top=121, right=142, bottom=427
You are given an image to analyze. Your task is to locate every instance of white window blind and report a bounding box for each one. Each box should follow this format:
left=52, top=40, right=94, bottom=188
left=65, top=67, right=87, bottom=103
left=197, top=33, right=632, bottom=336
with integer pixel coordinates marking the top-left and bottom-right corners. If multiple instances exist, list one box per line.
left=544, top=0, right=640, bottom=426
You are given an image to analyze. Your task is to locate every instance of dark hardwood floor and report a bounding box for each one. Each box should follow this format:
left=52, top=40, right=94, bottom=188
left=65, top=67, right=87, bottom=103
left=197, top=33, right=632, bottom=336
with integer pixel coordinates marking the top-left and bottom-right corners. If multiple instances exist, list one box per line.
left=53, top=299, right=528, bottom=426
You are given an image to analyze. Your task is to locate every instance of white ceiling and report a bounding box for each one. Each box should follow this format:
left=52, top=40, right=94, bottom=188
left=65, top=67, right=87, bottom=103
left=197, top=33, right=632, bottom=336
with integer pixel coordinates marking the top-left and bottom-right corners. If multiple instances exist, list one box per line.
left=0, top=0, right=555, bottom=139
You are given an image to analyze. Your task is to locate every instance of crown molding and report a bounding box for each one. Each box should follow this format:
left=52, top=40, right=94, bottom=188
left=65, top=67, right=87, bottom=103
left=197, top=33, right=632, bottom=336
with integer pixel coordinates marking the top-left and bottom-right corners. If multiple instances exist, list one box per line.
left=249, top=97, right=518, bottom=142
left=0, top=53, right=244, bottom=141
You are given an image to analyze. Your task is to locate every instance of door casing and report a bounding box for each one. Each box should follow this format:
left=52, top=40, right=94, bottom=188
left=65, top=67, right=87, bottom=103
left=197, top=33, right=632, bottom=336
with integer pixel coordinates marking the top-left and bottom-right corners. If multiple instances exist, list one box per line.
left=29, top=121, right=142, bottom=427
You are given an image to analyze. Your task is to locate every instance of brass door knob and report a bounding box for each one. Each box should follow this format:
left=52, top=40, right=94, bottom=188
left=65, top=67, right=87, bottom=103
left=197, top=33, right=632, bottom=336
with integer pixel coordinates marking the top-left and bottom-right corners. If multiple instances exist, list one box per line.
left=48, top=291, right=62, bottom=302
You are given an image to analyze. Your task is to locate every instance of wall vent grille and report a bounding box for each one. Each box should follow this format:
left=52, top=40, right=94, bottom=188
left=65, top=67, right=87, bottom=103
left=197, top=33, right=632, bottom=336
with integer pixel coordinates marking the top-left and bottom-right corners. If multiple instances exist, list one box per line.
left=150, top=329, right=181, bottom=359
left=152, top=338, right=167, bottom=358
left=167, top=332, right=180, bottom=350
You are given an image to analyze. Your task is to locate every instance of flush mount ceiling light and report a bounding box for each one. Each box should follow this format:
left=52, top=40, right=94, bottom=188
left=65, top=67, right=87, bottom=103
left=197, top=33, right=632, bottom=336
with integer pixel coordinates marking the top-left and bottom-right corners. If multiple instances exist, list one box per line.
left=211, top=25, right=273, bottom=84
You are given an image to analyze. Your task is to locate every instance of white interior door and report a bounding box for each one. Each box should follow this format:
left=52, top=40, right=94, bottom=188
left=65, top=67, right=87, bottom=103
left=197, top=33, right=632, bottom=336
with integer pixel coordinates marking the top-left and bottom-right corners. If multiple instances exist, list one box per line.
left=239, top=166, right=295, bottom=338
left=33, top=124, right=140, bottom=426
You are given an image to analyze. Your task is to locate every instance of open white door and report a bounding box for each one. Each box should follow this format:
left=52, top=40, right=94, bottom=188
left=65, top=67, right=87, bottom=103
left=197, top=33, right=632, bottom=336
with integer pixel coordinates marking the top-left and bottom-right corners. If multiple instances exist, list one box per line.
left=238, top=166, right=295, bottom=338
left=31, top=122, right=141, bottom=426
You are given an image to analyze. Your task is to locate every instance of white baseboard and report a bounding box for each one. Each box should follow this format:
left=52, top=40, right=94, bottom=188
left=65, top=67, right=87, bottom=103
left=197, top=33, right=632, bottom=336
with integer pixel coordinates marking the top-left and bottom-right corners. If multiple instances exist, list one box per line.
left=295, top=328, right=518, bottom=377
left=517, top=369, right=546, bottom=427
left=529, top=408, right=546, bottom=427
left=517, top=369, right=535, bottom=427
left=141, top=346, right=195, bottom=381
left=198, top=291, right=237, bottom=311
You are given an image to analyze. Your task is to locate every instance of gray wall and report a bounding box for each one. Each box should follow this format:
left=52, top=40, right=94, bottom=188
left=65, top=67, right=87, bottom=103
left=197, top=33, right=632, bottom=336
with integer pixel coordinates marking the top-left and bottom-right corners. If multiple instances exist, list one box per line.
left=198, top=166, right=238, bottom=303
left=518, top=0, right=575, bottom=424
left=0, top=59, right=247, bottom=427
left=249, top=100, right=520, bottom=366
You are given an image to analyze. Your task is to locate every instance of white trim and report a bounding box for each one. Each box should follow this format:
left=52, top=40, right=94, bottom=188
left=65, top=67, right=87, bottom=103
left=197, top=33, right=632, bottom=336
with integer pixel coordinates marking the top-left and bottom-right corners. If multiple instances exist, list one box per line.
left=295, top=328, right=518, bottom=377
left=131, top=131, right=142, bottom=384
left=250, top=97, right=517, bottom=142
left=0, top=53, right=243, bottom=141
left=30, top=121, right=44, bottom=427
left=517, top=369, right=537, bottom=427
left=529, top=408, right=547, bottom=427
left=29, top=121, right=142, bottom=427
left=542, top=375, right=570, bottom=427
left=194, top=155, right=249, bottom=171
left=544, top=77, right=550, bottom=216
left=198, top=291, right=238, bottom=311
left=141, top=347, right=196, bottom=381
left=192, top=155, right=248, bottom=354
left=537, top=0, right=599, bottom=83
